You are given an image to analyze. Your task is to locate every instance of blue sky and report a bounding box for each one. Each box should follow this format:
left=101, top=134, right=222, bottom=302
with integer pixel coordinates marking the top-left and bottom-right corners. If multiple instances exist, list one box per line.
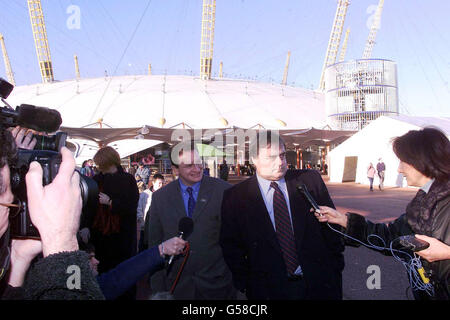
left=0, top=0, right=449, bottom=117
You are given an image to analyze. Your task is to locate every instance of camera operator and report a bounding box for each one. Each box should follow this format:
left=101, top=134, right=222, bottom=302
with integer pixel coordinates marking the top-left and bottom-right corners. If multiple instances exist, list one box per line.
left=0, top=128, right=104, bottom=299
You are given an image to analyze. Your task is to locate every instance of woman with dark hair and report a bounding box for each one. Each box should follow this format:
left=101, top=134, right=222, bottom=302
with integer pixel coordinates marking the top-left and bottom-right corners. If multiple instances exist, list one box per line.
left=89, top=146, right=139, bottom=299
left=315, top=127, right=450, bottom=300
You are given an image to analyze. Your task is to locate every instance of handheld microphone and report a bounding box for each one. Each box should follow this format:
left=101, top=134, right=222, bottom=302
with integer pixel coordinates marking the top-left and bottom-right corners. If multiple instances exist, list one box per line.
left=168, top=217, right=194, bottom=265
left=16, top=104, right=62, bottom=133
left=296, top=184, right=321, bottom=212
left=0, top=104, right=62, bottom=133
left=1, top=78, right=62, bottom=133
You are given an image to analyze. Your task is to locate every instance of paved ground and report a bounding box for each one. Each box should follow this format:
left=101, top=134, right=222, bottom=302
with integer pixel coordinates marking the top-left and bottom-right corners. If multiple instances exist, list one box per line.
left=137, top=174, right=419, bottom=300
left=325, top=179, right=417, bottom=300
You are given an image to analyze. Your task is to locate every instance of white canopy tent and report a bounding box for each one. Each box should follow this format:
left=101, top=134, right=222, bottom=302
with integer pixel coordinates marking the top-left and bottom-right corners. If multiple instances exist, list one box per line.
left=328, top=115, right=450, bottom=188
left=7, top=75, right=327, bottom=164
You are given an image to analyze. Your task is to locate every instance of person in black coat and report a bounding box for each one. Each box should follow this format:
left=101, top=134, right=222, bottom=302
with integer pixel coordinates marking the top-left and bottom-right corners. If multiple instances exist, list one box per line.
left=220, top=131, right=344, bottom=300
left=89, top=146, right=139, bottom=299
left=315, top=127, right=450, bottom=300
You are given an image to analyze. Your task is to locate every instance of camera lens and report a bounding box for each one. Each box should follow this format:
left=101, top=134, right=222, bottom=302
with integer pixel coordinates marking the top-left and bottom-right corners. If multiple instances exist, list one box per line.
left=78, top=173, right=99, bottom=208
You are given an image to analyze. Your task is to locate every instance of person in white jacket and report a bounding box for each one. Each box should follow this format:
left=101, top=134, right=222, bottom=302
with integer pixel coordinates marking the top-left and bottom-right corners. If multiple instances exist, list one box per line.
left=137, top=173, right=164, bottom=251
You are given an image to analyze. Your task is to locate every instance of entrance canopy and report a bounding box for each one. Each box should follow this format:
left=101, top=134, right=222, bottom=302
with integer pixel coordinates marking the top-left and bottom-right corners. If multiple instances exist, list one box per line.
left=61, top=125, right=355, bottom=161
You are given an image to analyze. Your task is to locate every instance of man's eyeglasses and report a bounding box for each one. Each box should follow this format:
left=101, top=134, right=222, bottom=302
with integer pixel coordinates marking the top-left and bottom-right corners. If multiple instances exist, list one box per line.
left=0, top=198, right=22, bottom=217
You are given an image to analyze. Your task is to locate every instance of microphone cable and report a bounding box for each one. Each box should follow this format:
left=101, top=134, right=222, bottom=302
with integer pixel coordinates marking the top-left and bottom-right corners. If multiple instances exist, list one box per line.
left=297, top=183, right=434, bottom=297
left=169, top=242, right=191, bottom=295
left=326, top=222, right=435, bottom=297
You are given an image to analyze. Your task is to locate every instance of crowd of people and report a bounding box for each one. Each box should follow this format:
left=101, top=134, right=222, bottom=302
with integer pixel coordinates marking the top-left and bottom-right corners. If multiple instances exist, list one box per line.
left=0, top=125, right=448, bottom=301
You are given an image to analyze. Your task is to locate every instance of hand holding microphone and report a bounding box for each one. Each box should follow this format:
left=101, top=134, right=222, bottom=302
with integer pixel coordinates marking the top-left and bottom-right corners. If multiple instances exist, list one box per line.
left=167, top=217, right=194, bottom=265
left=297, top=184, right=348, bottom=228
left=159, top=237, right=188, bottom=257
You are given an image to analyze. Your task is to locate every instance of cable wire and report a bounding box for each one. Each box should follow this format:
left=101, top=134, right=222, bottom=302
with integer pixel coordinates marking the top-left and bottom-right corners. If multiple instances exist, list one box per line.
left=326, top=222, right=434, bottom=298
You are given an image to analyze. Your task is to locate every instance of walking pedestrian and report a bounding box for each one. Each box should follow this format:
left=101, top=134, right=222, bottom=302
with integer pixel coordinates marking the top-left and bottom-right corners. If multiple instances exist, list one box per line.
left=377, top=158, right=386, bottom=191
left=367, top=163, right=376, bottom=191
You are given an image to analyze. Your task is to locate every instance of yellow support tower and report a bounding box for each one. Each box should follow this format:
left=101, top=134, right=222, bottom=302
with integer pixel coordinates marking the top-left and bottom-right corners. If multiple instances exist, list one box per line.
left=0, top=33, right=15, bottom=86
left=362, top=0, right=384, bottom=59
left=27, top=0, right=54, bottom=83
left=219, top=61, right=223, bottom=78
left=148, top=63, right=152, bottom=76
left=318, top=0, right=349, bottom=91
left=74, top=54, right=80, bottom=80
left=281, top=51, right=291, bottom=86
left=338, top=28, right=350, bottom=62
left=200, top=0, right=216, bottom=80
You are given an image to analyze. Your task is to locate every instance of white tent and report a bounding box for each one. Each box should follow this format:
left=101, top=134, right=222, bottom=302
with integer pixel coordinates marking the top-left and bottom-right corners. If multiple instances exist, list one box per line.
left=7, top=75, right=326, bottom=129
left=328, top=115, right=450, bottom=188
left=7, top=75, right=326, bottom=164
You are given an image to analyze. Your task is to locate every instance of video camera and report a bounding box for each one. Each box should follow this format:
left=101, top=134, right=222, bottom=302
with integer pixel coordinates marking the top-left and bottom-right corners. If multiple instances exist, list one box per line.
left=0, top=77, right=98, bottom=239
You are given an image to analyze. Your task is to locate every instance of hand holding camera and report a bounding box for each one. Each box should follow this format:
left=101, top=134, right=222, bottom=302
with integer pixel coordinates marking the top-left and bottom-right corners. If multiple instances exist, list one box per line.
left=25, top=147, right=81, bottom=257
left=0, top=78, right=98, bottom=240
left=9, top=126, right=37, bottom=150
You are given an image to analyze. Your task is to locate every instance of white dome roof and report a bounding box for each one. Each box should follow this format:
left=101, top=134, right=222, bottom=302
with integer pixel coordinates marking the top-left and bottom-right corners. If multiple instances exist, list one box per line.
left=7, top=75, right=326, bottom=130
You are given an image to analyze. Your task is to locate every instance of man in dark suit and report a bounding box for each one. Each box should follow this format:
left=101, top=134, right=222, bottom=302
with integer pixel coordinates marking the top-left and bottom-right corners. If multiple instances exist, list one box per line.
left=220, top=131, right=345, bottom=300
left=145, top=141, right=236, bottom=300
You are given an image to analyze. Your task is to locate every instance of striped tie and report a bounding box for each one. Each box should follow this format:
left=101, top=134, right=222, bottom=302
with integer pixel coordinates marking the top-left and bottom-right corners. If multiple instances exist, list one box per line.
left=270, top=181, right=299, bottom=275
left=186, top=187, right=196, bottom=218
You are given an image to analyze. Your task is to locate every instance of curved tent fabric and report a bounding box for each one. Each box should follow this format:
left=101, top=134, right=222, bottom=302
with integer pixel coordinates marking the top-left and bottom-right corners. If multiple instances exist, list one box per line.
left=61, top=126, right=143, bottom=146
left=68, top=138, right=161, bottom=166
left=7, top=75, right=327, bottom=130
left=59, top=125, right=355, bottom=151
left=8, top=75, right=357, bottom=163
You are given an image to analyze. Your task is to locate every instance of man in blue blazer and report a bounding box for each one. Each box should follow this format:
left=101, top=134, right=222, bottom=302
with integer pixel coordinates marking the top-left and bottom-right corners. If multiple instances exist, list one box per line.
left=220, top=131, right=345, bottom=300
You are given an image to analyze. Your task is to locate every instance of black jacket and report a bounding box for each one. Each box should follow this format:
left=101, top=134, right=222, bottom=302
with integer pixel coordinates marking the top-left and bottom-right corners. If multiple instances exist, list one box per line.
left=90, top=166, right=139, bottom=273
left=2, top=251, right=104, bottom=300
left=346, top=207, right=450, bottom=300
left=220, top=170, right=345, bottom=300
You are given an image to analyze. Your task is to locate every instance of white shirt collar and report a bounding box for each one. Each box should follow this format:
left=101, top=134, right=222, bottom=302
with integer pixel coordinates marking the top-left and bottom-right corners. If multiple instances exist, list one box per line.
left=420, top=178, right=435, bottom=194
left=256, top=174, right=287, bottom=194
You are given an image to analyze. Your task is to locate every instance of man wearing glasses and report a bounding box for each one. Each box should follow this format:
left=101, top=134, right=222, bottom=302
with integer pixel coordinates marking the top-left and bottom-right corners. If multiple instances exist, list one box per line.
left=0, top=127, right=104, bottom=299
left=145, top=140, right=236, bottom=300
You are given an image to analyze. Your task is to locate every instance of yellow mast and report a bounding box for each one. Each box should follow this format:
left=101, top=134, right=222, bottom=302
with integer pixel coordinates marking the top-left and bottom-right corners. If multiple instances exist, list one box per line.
left=0, top=33, right=15, bottom=86
left=219, top=61, right=223, bottom=78
left=27, top=0, right=54, bottom=83
left=148, top=63, right=152, bottom=75
left=338, top=28, right=350, bottom=62
left=281, top=51, right=291, bottom=85
left=362, top=0, right=384, bottom=59
left=74, top=54, right=80, bottom=80
left=200, top=0, right=216, bottom=80
left=318, top=0, right=349, bottom=91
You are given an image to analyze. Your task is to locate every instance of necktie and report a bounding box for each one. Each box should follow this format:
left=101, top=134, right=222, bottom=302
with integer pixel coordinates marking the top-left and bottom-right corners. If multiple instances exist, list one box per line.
left=270, top=181, right=299, bottom=275
left=186, top=187, right=196, bottom=218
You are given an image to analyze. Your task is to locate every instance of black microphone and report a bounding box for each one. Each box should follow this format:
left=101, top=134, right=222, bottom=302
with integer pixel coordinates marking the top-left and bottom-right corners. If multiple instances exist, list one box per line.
left=16, top=104, right=62, bottom=133
left=0, top=77, right=14, bottom=99
left=0, top=104, right=62, bottom=133
left=296, top=184, right=321, bottom=212
left=168, top=217, right=194, bottom=265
